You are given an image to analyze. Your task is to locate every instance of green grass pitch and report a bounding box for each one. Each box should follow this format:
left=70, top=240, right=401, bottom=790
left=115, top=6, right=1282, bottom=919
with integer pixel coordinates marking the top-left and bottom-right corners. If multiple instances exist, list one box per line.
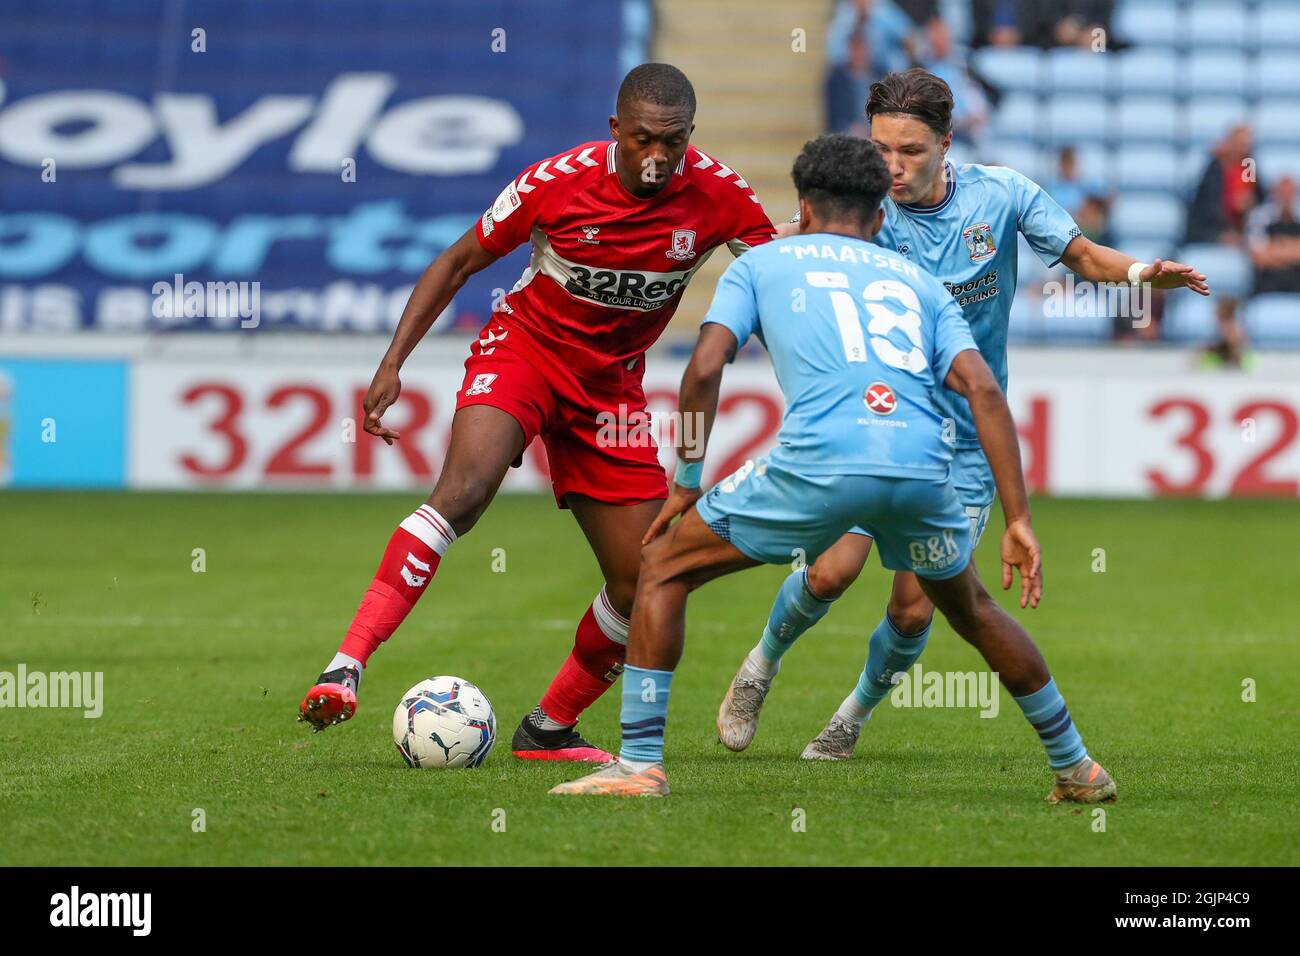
left=1, top=491, right=1296, bottom=866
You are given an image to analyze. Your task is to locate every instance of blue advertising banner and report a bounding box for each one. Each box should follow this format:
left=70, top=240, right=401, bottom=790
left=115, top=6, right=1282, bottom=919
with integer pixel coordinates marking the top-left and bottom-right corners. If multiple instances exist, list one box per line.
left=0, top=0, right=636, bottom=334
left=0, top=358, right=127, bottom=487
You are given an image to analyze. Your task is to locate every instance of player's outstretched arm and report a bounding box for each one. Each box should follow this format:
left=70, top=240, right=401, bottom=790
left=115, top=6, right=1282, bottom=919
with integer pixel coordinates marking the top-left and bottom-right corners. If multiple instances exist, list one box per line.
left=945, top=349, right=1043, bottom=609
left=643, top=323, right=737, bottom=543
left=1059, top=235, right=1210, bottom=296
left=363, top=228, right=500, bottom=444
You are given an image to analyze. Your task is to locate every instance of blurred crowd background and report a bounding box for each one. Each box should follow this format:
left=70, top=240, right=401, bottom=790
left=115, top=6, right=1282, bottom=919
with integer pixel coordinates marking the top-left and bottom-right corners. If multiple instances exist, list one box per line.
left=2, top=0, right=1297, bottom=365
left=4, top=0, right=1298, bottom=495
left=822, top=0, right=1300, bottom=365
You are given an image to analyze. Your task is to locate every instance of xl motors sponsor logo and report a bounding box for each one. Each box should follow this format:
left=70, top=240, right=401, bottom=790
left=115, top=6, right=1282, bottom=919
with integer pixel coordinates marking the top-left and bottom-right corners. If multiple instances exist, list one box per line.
left=0, top=73, right=523, bottom=188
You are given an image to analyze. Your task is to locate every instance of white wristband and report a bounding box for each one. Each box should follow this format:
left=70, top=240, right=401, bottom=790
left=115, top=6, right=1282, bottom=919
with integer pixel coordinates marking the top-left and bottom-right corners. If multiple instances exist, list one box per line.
left=1128, top=261, right=1149, bottom=287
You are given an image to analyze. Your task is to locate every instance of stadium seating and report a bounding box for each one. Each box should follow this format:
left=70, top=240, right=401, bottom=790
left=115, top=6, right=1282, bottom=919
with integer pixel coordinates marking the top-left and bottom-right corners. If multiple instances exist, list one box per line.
left=1114, top=1, right=1180, bottom=48
left=1111, top=193, right=1186, bottom=244
left=970, top=46, right=1042, bottom=93
left=1164, top=292, right=1220, bottom=342
left=978, top=0, right=1298, bottom=346
left=1245, top=294, right=1300, bottom=345
left=1178, top=244, right=1254, bottom=298
left=1258, top=3, right=1300, bottom=50
left=1186, top=3, right=1252, bottom=50
left=1114, top=48, right=1181, bottom=95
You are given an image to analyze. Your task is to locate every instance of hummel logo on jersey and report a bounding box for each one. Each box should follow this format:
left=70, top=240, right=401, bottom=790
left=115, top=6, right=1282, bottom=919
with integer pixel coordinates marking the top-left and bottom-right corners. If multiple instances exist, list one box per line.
left=478, top=326, right=508, bottom=354
left=864, top=382, right=898, bottom=415
left=401, top=552, right=431, bottom=588
left=465, top=372, right=498, bottom=396
left=581, top=225, right=600, bottom=243
left=666, top=228, right=697, bottom=261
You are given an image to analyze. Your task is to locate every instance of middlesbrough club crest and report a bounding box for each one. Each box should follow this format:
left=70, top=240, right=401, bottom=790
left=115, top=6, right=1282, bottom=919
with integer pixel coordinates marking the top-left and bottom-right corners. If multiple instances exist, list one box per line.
left=864, top=382, right=898, bottom=415
left=962, top=222, right=996, bottom=262
left=666, top=228, right=697, bottom=260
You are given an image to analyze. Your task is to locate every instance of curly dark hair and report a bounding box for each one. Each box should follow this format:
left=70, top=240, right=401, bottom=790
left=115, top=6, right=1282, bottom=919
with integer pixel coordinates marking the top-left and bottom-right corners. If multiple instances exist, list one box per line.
left=616, top=62, right=696, bottom=117
left=791, top=134, right=891, bottom=226
left=866, top=68, right=954, bottom=138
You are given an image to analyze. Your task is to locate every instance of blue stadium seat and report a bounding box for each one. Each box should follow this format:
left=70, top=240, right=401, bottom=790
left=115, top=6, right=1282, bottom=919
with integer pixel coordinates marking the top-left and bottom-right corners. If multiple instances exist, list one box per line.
left=1124, top=240, right=1179, bottom=266
left=970, top=46, right=1043, bottom=93
left=986, top=143, right=1045, bottom=182
left=1114, top=0, right=1180, bottom=47
left=1115, top=145, right=1181, bottom=192
left=1047, top=94, right=1110, bottom=145
left=989, top=93, right=1042, bottom=142
left=1017, top=235, right=1050, bottom=287
left=1257, top=3, right=1300, bottom=50
left=1058, top=143, right=1114, bottom=191
left=1007, top=289, right=1045, bottom=342
left=1110, top=193, right=1186, bottom=243
left=1045, top=48, right=1113, bottom=94
left=1179, top=150, right=1214, bottom=196
left=1114, top=48, right=1181, bottom=95
left=1187, top=2, right=1253, bottom=50
left=1244, top=294, right=1300, bottom=345
left=1256, top=53, right=1300, bottom=97
left=946, top=142, right=978, bottom=170
left=1184, top=96, right=1252, bottom=151
left=1164, top=293, right=1218, bottom=342
left=1255, top=101, right=1300, bottom=146
left=1178, top=244, right=1253, bottom=298
left=1185, top=51, right=1251, bottom=98
left=1258, top=146, right=1300, bottom=182
left=1114, top=95, right=1180, bottom=144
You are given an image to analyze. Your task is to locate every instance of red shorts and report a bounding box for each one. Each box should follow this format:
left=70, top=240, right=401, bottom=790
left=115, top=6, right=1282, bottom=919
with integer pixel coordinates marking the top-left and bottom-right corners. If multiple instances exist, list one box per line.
left=454, top=324, right=668, bottom=508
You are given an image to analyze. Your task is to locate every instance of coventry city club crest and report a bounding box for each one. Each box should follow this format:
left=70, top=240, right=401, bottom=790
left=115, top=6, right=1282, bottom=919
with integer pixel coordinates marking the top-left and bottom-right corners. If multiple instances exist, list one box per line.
left=962, top=222, right=996, bottom=262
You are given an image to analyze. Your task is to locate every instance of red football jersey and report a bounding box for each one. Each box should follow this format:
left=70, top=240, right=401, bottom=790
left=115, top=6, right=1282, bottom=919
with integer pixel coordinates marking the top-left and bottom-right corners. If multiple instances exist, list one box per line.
left=474, top=140, right=776, bottom=381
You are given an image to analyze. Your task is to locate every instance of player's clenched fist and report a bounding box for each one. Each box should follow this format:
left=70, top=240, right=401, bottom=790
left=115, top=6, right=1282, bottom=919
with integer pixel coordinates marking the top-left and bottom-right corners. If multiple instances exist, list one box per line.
left=364, top=364, right=403, bottom=445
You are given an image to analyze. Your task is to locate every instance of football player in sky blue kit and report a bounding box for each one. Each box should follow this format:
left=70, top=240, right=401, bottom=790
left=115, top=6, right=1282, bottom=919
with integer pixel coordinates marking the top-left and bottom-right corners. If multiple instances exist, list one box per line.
left=715, top=69, right=1209, bottom=771
left=550, top=133, right=1116, bottom=802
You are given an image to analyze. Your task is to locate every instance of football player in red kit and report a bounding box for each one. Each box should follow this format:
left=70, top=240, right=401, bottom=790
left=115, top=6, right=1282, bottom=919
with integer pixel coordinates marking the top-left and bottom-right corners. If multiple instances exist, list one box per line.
left=297, top=63, right=776, bottom=760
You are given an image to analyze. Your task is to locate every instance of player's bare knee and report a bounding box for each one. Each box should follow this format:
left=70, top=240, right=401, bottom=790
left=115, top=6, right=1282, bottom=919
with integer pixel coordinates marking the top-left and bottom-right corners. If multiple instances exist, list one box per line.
left=426, top=475, right=494, bottom=534
left=887, top=594, right=934, bottom=636
left=805, top=559, right=852, bottom=601
left=602, top=576, right=638, bottom=618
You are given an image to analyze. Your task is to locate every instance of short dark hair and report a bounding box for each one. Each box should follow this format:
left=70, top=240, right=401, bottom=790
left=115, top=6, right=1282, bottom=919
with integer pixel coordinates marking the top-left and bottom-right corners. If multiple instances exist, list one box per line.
left=791, top=134, right=891, bottom=226
left=616, top=62, right=696, bottom=117
left=866, top=68, right=954, bottom=138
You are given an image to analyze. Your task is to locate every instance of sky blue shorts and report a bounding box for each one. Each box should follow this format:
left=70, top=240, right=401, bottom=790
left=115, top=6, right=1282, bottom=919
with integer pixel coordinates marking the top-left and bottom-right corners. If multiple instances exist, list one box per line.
left=693, top=455, right=972, bottom=580
left=848, top=444, right=994, bottom=548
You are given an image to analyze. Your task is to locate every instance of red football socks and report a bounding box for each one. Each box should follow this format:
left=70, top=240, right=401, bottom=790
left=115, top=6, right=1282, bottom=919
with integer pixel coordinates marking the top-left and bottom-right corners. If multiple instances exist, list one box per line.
left=338, top=504, right=456, bottom=665
left=538, top=587, right=630, bottom=726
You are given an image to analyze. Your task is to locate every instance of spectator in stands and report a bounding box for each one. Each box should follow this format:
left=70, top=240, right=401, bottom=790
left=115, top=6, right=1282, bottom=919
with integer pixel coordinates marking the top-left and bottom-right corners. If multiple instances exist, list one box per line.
left=1043, top=146, right=1106, bottom=218
left=1248, top=176, right=1300, bottom=294
left=1185, top=124, right=1263, bottom=248
left=970, top=0, right=1113, bottom=49
left=1184, top=125, right=1260, bottom=368
left=1075, top=194, right=1113, bottom=248
left=825, top=0, right=921, bottom=134
left=1050, top=1, right=1114, bottom=49
left=920, top=16, right=991, bottom=145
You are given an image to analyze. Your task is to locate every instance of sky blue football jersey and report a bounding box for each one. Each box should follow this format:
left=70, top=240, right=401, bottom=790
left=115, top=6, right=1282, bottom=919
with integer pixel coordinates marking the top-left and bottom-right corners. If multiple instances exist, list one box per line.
left=874, top=162, right=1081, bottom=447
left=702, top=233, right=977, bottom=480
